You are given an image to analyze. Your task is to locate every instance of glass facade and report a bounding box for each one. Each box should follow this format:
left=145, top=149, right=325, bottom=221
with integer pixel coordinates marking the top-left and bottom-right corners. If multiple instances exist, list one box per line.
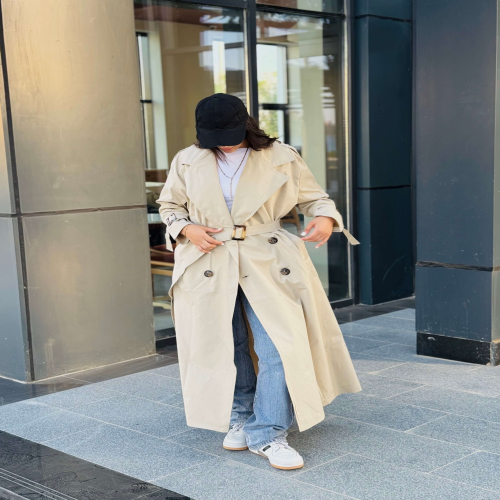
left=257, top=12, right=349, bottom=300
left=133, top=0, right=352, bottom=338
left=256, top=0, right=343, bottom=14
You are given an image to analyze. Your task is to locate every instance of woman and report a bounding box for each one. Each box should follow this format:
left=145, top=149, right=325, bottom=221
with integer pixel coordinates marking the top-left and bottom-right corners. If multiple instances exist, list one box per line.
left=157, top=93, right=361, bottom=471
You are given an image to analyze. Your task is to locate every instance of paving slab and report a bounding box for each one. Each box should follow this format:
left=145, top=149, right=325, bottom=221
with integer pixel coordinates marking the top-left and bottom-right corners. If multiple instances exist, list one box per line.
left=343, top=336, right=390, bottom=353
left=390, top=386, right=500, bottom=423
left=153, top=457, right=348, bottom=500
left=35, top=383, right=117, bottom=409
left=356, top=372, right=424, bottom=398
left=69, top=395, right=189, bottom=438
left=340, top=322, right=382, bottom=335
left=93, top=371, right=182, bottom=402
left=431, top=452, right=500, bottom=492
left=349, top=352, right=406, bottom=374
left=46, top=423, right=215, bottom=482
left=350, top=315, right=416, bottom=332
left=408, top=414, right=500, bottom=453
left=324, top=393, right=446, bottom=431
left=291, top=416, right=472, bottom=472
left=1, top=407, right=101, bottom=443
left=0, top=400, right=58, bottom=430
left=347, top=327, right=417, bottom=346
left=376, top=364, right=499, bottom=397
left=158, top=392, right=184, bottom=408
left=296, top=453, right=499, bottom=500
left=384, top=308, right=416, bottom=320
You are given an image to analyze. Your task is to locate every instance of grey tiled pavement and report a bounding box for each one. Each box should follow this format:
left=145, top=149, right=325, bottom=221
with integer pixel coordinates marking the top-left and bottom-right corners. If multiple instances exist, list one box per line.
left=1, top=308, right=500, bottom=499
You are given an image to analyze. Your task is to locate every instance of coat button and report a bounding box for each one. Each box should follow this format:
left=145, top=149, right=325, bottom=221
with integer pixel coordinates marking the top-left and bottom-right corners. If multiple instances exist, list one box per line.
left=204, top=270, right=213, bottom=277
left=268, top=237, right=278, bottom=244
left=280, top=268, right=290, bottom=275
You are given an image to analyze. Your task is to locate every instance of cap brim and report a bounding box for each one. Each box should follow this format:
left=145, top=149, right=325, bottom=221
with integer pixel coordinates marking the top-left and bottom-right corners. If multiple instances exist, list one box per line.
left=196, top=123, right=247, bottom=149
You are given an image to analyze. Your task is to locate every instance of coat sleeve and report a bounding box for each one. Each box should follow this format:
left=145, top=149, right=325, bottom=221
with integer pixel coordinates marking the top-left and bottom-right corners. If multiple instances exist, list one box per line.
left=292, top=147, right=360, bottom=245
left=156, top=151, right=194, bottom=252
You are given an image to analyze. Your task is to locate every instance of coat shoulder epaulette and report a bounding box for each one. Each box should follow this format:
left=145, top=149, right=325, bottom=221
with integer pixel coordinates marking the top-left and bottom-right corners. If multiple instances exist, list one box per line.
left=279, top=142, right=300, bottom=156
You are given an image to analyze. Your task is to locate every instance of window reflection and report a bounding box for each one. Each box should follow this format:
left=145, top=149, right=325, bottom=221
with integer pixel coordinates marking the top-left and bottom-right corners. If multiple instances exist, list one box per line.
left=256, top=0, right=343, bottom=15
left=134, top=1, right=246, bottom=339
left=257, top=12, right=349, bottom=301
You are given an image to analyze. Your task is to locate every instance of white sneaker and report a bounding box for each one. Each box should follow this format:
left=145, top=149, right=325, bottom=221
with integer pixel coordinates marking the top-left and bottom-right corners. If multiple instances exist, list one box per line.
left=249, top=437, right=304, bottom=470
left=223, top=423, right=248, bottom=451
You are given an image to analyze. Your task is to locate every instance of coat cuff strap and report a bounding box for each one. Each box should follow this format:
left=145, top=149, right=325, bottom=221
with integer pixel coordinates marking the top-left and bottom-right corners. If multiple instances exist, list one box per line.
left=342, top=228, right=360, bottom=245
left=169, top=219, right=192, bottom=240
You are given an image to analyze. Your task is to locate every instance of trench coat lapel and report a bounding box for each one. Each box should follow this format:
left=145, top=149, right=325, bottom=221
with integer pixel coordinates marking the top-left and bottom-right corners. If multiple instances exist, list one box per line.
left=230, top=146, right=292, bottom=225
left=184, top=149, right=234, bottom=228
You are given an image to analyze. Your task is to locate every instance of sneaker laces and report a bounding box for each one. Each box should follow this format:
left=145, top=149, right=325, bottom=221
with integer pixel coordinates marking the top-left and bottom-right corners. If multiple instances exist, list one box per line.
left=273, top=437, right=293, bottom=451
left=228, top=422, right=244, bottom=435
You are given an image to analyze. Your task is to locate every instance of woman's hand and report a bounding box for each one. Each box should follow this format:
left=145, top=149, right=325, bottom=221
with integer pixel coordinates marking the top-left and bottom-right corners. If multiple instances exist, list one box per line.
left=300, top=216, right=335, bottom=248
left=180, top=225, right=224, bottom=253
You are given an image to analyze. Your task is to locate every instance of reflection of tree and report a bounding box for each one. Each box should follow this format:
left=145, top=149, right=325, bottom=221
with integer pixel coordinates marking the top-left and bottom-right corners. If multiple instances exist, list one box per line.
left=258, top=72, right=279, bottom=138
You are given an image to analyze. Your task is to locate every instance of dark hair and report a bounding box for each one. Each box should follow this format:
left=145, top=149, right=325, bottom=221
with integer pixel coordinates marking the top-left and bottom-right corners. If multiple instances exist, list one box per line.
left=194, top=115, right=277, bottom=162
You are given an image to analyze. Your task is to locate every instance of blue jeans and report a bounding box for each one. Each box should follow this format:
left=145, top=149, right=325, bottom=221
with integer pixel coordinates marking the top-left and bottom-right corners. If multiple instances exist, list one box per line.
left=231, top=285, right=294, bottom=449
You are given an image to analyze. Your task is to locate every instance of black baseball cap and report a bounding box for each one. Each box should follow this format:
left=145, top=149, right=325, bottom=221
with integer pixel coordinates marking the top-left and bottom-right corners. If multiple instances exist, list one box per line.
left=195, top=93, right=249, bottom=149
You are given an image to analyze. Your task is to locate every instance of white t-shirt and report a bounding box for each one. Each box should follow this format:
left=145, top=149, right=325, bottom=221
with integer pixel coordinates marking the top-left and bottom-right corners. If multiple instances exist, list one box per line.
left=217, top=148, right=250, bottom=212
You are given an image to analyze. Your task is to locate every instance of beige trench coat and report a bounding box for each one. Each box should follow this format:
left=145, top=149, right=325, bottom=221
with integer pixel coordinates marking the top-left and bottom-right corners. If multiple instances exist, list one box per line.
left=157, top=142, right=362, bottom=433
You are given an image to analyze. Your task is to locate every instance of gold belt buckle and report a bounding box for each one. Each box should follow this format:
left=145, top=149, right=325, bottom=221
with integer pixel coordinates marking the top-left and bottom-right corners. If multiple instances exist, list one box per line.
left=232, top=225, right=247, bottom=240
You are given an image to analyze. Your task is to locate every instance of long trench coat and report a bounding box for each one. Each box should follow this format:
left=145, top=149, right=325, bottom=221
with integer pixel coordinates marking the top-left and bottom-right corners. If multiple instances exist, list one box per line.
left=157, top=142, right=362, bottom=433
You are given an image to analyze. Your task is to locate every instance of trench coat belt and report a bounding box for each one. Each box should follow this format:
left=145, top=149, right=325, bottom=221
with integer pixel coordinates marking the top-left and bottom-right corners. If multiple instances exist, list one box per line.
left=212, top=221, right=361, bottom=245
left=213, top=220, right=282, bottom=242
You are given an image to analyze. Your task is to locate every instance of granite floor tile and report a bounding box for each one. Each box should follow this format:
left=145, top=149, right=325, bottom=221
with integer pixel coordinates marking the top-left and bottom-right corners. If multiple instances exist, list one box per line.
left=296, top=453, right=499, bottom=500
left=164, top=427, right=227, bottom=457
left=356, top=372, right=424, bottom=398
left=282, top=416, right=473, bottom=472
left=483, top=366, right=500, bottom=377
left=34, top=383, right=117, bottom=409
left=0, top=400, right=58, bottom=431
left=351, top=315, right=416, bottom=332
left=376, top=364, right=499, bottom=397
left=390, top=386, right=500, bottom=424
left=153, top=457, right=347, bottom=500
left=6, top=408, right=101, bottom=443
left=343, top=336, right=391, bottom=353
left=349, top=352, right=406, bottom=374
left=348, top=327, right=417, bottom=346
left=167, top=418, right=346, bottom=476
left=70, top=395, right=189, bottom=438
left=408, top=414, right=500, bottom=453
left=158, top=392, right=184, bottom=408
left=148, top=363, right=180, bottom=380
left=431, top=452, right=500, bottom=492
left=46, top=424, right=215, bottom=482
left=384, top=308, right=416, bottom=320
left=340, top=322, right=381, bottom=335
left=93, top=371, right=182, bottom=402
left=324, top=393, right=446, bottom=431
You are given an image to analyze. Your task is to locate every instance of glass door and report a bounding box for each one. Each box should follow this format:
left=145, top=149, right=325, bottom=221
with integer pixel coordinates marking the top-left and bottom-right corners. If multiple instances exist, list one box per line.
left=257, top=10, right=350, bottom=302
left=134, top=0, right=247, bottom=338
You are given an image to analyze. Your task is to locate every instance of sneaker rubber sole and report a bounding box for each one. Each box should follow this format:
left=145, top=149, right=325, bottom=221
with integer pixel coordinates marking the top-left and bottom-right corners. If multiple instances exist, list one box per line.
left=249, top=449, right=304, bottom=470
left=223, top=444, right=248, bottom=451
